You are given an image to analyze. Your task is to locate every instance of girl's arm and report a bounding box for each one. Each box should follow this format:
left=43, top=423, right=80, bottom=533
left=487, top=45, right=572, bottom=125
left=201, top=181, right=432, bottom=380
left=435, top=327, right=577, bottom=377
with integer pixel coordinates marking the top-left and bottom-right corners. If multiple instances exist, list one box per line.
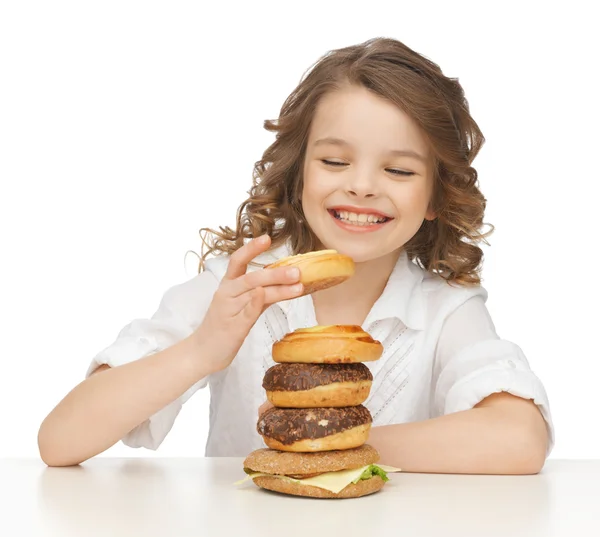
left=38, top=235, right=303, bottom=467
left=257, top=392, right=548, bottom=474
left=38, top=333, right=216, bottom=467
left=367, top=391, right=549, bottom=475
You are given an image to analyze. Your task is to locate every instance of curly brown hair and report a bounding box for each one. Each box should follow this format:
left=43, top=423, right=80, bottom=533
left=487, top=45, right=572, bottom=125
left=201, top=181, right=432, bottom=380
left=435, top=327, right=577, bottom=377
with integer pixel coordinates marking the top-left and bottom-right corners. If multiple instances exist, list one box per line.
left=197, top=37, right=493, bottom=285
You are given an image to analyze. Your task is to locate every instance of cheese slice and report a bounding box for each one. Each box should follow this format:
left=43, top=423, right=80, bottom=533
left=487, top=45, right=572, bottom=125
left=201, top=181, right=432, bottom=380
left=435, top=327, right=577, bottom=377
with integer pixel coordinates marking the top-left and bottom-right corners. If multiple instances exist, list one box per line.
left=234, top=464, right=401, bottom=494
left=376, top=464, right=403, bottom=473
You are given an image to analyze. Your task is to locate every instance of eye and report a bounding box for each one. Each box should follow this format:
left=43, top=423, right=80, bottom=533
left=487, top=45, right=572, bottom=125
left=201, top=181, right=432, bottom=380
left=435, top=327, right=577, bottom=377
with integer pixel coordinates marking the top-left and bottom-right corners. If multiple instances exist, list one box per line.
left=321, top=159, right=346, bottom=167
left=321, top=160, right=414, bottom=177
left=387, top=169, right=415, bottom=177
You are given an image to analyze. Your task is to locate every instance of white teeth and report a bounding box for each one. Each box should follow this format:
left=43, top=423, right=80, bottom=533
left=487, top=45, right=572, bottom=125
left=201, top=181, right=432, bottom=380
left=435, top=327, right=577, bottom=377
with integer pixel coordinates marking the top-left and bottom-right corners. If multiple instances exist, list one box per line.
left=333, top=210, right=387, bottom=225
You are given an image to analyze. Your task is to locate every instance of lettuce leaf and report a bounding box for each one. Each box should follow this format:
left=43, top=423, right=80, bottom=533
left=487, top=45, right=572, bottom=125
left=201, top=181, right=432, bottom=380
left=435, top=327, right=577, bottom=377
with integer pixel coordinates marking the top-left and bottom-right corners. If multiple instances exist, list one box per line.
left=352, top=464, right=390, bottom=484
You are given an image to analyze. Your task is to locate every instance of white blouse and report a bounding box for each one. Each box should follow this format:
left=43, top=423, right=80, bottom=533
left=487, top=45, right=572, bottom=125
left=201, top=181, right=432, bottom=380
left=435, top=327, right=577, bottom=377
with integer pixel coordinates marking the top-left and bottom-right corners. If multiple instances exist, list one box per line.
left=86, top=243, right=555, bottom=457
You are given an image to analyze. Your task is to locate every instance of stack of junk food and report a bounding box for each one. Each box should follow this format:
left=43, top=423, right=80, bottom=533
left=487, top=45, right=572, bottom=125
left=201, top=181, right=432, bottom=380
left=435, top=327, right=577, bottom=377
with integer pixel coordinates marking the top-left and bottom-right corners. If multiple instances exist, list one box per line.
left=235, top=250, right=401, bottom=499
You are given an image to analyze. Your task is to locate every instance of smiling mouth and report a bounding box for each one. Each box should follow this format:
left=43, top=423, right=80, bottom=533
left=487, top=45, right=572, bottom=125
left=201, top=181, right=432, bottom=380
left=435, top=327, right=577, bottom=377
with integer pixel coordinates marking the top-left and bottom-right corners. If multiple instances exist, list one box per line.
left=328, top=209, right=393, bottom=226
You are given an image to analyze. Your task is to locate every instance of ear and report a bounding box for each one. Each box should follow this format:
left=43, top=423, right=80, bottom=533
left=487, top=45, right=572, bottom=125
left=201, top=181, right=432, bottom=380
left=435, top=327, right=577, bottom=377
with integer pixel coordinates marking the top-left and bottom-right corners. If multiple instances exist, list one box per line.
left=424, top=204, right=436, bottom=221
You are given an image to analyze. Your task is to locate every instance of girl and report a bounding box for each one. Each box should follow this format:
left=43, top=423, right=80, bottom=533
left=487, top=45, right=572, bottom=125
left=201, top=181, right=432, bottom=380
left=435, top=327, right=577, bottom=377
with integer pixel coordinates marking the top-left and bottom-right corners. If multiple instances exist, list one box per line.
left=38, top=37, right=553, bottom=473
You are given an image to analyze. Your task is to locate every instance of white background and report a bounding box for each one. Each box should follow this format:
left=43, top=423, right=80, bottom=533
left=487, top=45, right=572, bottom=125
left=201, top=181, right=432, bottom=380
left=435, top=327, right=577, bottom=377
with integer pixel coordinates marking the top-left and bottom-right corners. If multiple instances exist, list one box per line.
left=1, top=1, right=598, bottom=460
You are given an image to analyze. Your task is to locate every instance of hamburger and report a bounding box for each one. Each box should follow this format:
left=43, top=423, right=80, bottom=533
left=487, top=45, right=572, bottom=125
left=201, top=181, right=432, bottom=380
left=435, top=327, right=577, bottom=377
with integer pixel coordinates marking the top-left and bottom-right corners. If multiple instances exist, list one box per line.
left=235, top=444, right=401, bottom=499
left=265, top=249, right=355, bottom=296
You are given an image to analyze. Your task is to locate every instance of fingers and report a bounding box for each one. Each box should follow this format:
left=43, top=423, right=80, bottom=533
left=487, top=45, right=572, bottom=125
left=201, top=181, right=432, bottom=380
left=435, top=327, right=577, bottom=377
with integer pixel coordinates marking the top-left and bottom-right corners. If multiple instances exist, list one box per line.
left=262, top=282, right=304, bottom=304
left=240, top=286, right=265, bottom=324
left=228, top=266, right=300, bottom=297
left=219, top=235, right=304, bottom=318
left=230, top=281, right=303, bottom=314
left=224, top=235, right=271, bottom=281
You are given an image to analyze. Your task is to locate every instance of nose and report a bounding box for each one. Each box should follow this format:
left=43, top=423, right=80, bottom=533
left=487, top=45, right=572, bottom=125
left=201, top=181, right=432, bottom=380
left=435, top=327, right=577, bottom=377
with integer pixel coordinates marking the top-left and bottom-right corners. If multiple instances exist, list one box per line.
left=345, top=170, right=378, bottom=198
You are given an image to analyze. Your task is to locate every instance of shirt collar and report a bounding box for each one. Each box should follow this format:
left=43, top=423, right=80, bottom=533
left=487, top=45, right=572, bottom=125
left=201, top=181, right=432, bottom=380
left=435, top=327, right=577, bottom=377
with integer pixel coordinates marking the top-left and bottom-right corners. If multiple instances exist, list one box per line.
left=362, top=250, right=426, bottom=330
left=265, top=243, right=426, bottom=331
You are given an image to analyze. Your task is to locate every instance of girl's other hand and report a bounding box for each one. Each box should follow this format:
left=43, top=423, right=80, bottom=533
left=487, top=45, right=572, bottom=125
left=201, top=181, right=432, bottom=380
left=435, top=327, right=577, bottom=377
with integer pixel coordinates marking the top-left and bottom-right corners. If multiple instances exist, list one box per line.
left=195, top=235, right=303, bottom=373
left=258, top=400, right=274, bottom=418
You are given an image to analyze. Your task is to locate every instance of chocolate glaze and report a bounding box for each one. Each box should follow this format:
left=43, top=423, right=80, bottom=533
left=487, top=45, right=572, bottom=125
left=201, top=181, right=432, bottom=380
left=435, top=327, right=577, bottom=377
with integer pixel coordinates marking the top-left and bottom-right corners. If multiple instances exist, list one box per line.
left=257, top=406, right=372, bottom=445
left=262, top=363, right=373, bottom=392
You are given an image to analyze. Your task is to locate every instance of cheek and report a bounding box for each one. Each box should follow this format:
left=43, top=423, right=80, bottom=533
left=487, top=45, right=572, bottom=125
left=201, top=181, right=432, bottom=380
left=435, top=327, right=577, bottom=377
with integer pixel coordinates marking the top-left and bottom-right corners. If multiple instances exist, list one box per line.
left=302, top=170, right=334, bottom=207
left=393, top=183, right=432, bottom=213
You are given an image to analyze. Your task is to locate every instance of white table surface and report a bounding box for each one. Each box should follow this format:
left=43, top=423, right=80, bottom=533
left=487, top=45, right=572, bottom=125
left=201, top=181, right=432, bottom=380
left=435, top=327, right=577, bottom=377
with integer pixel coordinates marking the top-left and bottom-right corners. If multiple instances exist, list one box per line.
left=1, top=458, right=599, bottom=537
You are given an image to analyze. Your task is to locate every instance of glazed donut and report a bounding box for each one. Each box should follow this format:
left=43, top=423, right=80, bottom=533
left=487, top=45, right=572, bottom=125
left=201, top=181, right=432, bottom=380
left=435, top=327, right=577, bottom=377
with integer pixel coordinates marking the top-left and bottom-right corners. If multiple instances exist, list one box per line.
left=262, top=363, right=373, bottom=408
left=265, top=249, right=354, bottom=295
left=272, top=325, right=383, bottom=364
left=257, top=406, right=372, bottom=452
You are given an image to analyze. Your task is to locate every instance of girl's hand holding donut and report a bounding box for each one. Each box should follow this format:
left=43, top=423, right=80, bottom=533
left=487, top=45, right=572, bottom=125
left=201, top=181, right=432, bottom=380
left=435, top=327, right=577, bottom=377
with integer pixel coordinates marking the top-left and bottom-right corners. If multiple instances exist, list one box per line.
left=195, top=235, right=303, bottom=374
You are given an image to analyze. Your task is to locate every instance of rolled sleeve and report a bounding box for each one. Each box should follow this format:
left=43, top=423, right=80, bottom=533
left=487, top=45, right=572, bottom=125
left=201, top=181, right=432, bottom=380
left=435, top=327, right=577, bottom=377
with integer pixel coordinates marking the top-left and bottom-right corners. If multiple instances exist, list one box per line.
left=433, top=297, right=555, bottom=454
left=86, top=270, right=219, bottom=450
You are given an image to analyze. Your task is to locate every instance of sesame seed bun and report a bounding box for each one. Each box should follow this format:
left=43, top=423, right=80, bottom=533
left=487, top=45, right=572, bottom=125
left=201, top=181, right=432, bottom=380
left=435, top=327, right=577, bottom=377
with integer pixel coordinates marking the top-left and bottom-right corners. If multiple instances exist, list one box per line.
left=252, top=475, right=385, bottom=499
left=243, top=444, right=380, bottom=476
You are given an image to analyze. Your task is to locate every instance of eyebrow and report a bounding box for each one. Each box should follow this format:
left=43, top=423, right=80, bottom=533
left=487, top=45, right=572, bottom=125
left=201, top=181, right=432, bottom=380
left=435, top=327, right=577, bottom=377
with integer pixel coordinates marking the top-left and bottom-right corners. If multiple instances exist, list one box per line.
left=313, top=137, right=427, bottom=163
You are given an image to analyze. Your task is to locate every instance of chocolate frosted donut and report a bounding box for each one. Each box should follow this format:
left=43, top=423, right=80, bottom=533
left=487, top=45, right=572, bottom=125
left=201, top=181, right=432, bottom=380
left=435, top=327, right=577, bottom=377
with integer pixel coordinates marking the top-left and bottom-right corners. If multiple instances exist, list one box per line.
left=262, top=363, right=373, bottom=408
left=257, top=406, right=372, bottom=452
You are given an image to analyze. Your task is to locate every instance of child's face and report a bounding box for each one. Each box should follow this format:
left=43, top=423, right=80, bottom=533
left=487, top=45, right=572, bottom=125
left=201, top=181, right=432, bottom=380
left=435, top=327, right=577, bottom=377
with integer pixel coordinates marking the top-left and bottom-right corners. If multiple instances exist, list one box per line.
left=302, top=85, right=435, bottom=263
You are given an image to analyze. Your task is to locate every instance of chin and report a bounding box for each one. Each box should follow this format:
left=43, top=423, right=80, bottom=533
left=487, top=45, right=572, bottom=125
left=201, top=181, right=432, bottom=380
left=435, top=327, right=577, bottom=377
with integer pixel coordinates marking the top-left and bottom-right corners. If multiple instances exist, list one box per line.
left=338, top=248, right=379, bottom=264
